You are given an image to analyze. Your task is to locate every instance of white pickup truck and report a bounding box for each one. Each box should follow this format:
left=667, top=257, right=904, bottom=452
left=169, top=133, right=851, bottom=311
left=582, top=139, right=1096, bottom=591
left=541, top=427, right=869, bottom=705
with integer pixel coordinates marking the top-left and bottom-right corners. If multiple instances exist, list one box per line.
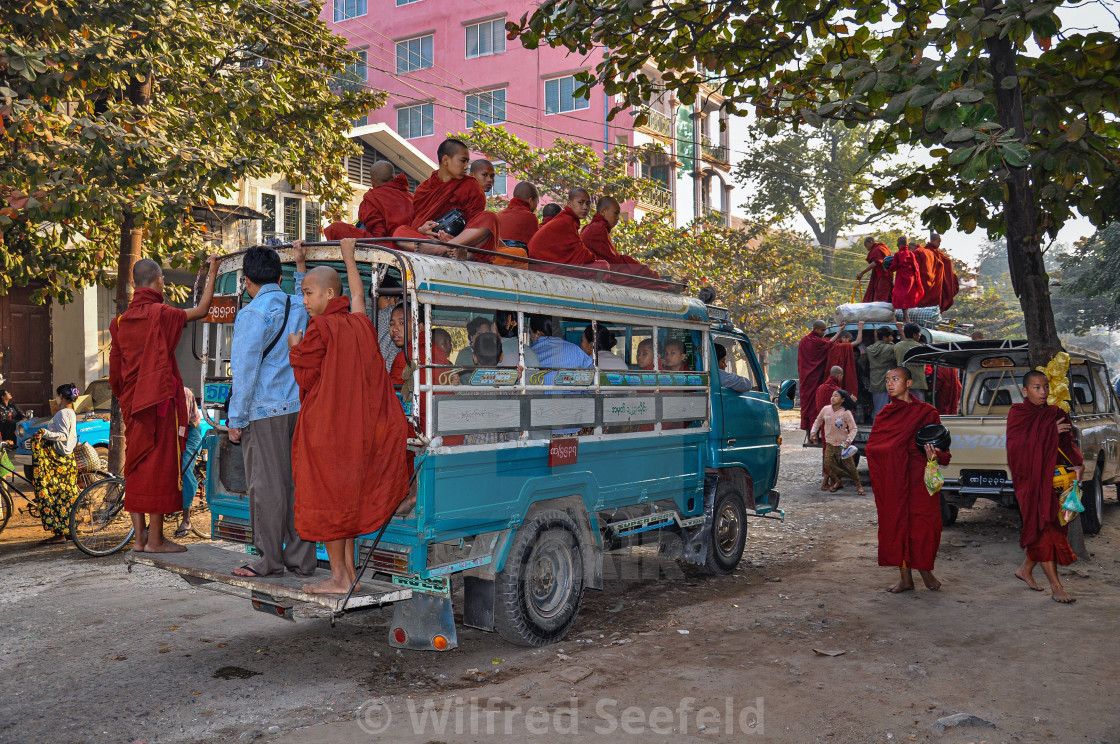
left=902, top=340, right=1120, bottom=532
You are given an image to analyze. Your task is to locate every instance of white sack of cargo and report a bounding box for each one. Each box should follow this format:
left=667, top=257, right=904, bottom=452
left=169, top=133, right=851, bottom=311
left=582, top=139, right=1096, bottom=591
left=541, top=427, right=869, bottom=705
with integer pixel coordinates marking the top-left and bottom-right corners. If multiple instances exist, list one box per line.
left=835, top=301, right=895, bottom=325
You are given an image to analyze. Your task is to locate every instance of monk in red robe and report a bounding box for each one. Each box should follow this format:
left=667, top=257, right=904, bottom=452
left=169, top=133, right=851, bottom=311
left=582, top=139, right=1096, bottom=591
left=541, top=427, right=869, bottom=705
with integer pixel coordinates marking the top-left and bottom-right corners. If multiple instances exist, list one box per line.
left=470, top=159, right=496, bottom=196
left=1007, top=370, right=1084, bottom=603
left=887, top=238, right=922, bottom=321
left=323, top=161, right=414, bottom=243
left=934, top=366, right=961, bottom=415
left=391, top=138, right=504, bottom=261
left=927, top=235, right=960, bottom=311
left=581, top=196, right=663, bottom=289
left=526, top=188, right=610, bottom=279
left=856, top=237, right=893, bottom=303
left=912, top=240, right=944, bottom=308
left=495, top=182, right=540, bottom=268
left=540, top=203, right=561, bottom=225
left=797, top=320, right=838, bottom=431
left=288, top=240, right=410, bottom=594
left=866, top=366, right=951, bottom=593
left=109, top=257, right=218, bottom=553
left=826, top=327, right=860, bottom=399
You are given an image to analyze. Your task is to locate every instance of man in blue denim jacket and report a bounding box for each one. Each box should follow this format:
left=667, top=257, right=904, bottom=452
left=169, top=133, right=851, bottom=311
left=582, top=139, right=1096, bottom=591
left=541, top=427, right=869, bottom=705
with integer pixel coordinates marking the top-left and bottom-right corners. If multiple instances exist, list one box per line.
left=229, top=243, right=317, bottom=577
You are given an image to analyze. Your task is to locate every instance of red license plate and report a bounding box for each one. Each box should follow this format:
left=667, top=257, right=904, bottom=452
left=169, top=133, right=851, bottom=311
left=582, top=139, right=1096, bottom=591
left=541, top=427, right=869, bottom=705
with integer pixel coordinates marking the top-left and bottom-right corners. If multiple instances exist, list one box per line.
left=203, top=296, right=238, bottom=324
left=548, top=437, right=578, bottom=467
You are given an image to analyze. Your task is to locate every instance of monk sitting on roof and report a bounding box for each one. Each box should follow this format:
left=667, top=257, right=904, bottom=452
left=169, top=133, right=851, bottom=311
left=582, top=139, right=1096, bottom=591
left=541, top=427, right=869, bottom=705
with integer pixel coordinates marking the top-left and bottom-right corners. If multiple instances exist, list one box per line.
left=526, top=188, right=609, bottom=278
left=323, top=161, right=414, bottom=243
left=580, top=196, right=662, bottom=288
left=470, top=159, right=496, bottom=195
left=494, top=182, right=540, bottom=267
left=540, top=203, right=561, bottom=225
left=391, top=138, right=503, bottom=261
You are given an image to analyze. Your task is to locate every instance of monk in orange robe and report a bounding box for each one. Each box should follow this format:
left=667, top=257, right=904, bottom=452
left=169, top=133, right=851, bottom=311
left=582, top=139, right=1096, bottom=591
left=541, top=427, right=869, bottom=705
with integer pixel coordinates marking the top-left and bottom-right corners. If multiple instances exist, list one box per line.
left=494, top=181, right=540, bottom=267
left=826, top=328, right=860, bottom=399
left=927, top=235, right=960, bottom=311
left=391, top=138, right=503, bottom=261
left=934, top=365, right=961, bottom=415
left=797, top=320, right=838, bottom=431
left=540, top=203, right=561, bottom=225
left=581, top=196, right=663, bottom=289
left=109, top=257, right=218, bottom=553
left=866, top=366, right=950, bottom=593
left=323, top=161, right=414, bottom=242
left=912, top=240, right=944, bottom=307
left=287, top=240, right=409, bottom=594
left=1007, top=370, right=1084, bottom=603
left=856, top=237, right=893, bottom=303
left=526, top=188, right=610, bottom=279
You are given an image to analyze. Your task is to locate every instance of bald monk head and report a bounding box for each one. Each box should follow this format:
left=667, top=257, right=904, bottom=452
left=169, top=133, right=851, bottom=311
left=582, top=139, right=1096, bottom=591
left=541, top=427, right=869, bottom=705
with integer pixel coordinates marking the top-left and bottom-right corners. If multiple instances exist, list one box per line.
left=928, top=233, right=942, bottom=250
left=864, top=236, right=876, bottom=248
left=830, top=365, right=844, bottom=382
left=431, top=327, right=453, bottom=358
left=513, top=181, right=539, bottom=211
left=567, top=188, right=592, bottom=220
left=897, top=236, right=908, bottom=249
left=370, top=160, right=396, bottom=187
left=470, top=159, right=496, bottom=194
left=811, top=319, right=827, bottom=336
left=300, top=265, right=343, bottom=317
left=436, top=138, right=471, bottom=180
left=541, top=203, right=561, bottom=220
left=595, top=196, right=621, bottom=228
left=132, top=259, right=164, bottom=291
left=884, top=365, right=913, bottom=400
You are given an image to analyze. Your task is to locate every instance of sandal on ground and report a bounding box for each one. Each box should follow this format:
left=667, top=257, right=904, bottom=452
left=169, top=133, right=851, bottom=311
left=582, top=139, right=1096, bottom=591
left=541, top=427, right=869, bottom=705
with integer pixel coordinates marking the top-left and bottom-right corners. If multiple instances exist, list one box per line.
left=38, top=534, right=67, bottom=545
left=829, top=485, right=842, bottom=492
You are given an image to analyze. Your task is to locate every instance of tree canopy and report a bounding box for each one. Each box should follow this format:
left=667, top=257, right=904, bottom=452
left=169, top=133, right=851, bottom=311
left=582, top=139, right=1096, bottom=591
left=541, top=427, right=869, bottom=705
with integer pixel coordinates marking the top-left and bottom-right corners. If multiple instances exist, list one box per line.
left=1, top=0, right=382, bottom=302
left=511, top=0, right=1120, bottom=364
left=1058, top=222, right=1120, bottom=333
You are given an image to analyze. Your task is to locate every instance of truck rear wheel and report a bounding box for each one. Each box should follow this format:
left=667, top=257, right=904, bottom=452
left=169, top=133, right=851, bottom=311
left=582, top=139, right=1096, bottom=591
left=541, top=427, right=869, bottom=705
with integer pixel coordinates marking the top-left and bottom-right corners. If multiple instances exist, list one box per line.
left=705, top=484, right=747, bottom=575
left=940, top=495, right=959, bottom=527
left=494, top=509, right=585, bottom=647
left=1081, top=461, right=1104, bottom=536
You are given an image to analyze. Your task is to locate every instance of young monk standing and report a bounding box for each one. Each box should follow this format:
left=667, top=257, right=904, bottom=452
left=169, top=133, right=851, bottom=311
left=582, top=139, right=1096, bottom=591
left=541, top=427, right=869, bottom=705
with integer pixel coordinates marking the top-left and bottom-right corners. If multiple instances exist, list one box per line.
left=323, top=161, right=414, bottom=242
left=287, top=239, right=410, bottom=594
left=110, top=256, right=218, bottom=552
left=1006, top=370, right=1084, bottom=603
left=391, top=139, right=502, bottom=259
left=866, top=367, right=951, bottom=593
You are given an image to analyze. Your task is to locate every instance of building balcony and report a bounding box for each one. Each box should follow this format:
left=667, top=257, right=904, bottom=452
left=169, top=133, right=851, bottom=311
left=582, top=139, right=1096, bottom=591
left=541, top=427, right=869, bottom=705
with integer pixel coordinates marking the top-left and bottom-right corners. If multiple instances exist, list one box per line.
left=635, top=108, right=673, bottom=140
left=700, top=135, right=729, bottom=164
left=638, top=184, right=672, bottom=213
left=703, top=204, right=728, bottom=224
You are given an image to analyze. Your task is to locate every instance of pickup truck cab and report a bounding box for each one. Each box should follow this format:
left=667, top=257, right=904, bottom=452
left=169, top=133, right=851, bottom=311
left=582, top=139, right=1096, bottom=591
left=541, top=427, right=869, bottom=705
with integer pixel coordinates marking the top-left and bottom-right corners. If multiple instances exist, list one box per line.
left=902, top=340, right=1120, bottom=532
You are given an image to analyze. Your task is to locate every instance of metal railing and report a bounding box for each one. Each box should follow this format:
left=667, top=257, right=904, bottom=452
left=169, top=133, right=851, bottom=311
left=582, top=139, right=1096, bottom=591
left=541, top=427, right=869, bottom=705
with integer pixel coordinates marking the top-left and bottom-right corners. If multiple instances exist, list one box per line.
left=700, top=135, right=729, bottom=163
left=636, top=108, right=672, bottom=139
left=639, top=184, right=672, bottom=212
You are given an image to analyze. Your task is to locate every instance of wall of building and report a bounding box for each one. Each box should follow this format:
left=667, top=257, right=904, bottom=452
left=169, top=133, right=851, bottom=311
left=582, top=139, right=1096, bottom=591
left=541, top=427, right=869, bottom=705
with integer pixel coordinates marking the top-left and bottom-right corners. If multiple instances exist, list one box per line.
left=51, top=285, right=103, bottom=391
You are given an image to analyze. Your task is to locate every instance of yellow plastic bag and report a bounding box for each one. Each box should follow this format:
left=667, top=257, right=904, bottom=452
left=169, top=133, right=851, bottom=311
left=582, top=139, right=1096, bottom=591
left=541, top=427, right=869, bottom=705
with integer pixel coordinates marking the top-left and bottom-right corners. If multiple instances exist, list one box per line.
left=924, top=457, right=944, bottom=495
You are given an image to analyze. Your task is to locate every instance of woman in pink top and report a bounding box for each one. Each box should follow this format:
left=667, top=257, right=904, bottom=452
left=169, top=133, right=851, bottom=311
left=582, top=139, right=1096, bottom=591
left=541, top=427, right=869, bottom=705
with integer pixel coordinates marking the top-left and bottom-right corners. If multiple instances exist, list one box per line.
left=809, top=389, right=865, bottom=494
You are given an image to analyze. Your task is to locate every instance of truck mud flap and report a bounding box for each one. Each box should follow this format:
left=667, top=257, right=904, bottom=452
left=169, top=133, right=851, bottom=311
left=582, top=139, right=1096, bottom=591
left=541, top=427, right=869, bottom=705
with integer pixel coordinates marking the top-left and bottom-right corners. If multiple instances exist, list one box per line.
left=388, top=593, right=457, bottom=651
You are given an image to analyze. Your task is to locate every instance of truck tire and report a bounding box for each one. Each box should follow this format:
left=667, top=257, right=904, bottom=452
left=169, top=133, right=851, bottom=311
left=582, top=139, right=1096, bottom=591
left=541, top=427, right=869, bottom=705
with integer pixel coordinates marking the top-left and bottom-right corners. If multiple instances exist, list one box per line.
left=1081, top=461, right=1104, bottom=536
left=494, top=509, right=585, bottom=647
left=940, top=494, right=959, bottom=527
left=705, top=483, right=747, bottom=575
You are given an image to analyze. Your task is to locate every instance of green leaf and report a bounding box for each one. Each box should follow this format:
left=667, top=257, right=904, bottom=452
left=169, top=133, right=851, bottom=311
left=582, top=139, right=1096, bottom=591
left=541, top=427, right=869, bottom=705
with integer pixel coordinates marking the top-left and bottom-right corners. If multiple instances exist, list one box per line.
left=952, top=88, right=985, bottom=103
left=930, top=92, right=956, bottom=110
left=1000, top=75, right=1020, bottom=90
left=1001, top=141, right=1031, bottom=167
left=945, top=127, right=977, bottom=143
left=948, top=146, right=975, bottom=165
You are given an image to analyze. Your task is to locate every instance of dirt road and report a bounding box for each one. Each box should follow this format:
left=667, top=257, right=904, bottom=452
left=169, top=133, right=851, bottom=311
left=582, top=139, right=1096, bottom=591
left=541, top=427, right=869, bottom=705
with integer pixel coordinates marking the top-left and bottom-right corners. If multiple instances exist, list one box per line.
left=2, top=414, right=1118, bottom=743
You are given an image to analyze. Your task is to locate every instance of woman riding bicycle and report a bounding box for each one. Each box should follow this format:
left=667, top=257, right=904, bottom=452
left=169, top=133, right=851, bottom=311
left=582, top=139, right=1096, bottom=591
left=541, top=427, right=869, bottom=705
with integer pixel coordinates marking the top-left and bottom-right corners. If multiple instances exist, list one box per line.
left=30, top=383, right=80, bottom=545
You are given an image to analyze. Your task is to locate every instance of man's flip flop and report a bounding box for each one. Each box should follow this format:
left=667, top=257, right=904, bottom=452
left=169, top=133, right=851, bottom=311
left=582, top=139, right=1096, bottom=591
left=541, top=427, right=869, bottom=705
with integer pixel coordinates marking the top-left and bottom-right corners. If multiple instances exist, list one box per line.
left=233, top=564, right=281, bottom=577
left=173, top=526, right=190, bottom=539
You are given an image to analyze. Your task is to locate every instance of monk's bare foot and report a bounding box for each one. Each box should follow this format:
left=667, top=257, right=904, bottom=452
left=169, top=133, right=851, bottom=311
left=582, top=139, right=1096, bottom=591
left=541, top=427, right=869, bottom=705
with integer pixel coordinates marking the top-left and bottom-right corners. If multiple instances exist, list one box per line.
left=303, top=578, right=356, bottom=595
left=1051, top=585, right=1076, bottom=603
left=143, top=539, right=187, bottom=554
left=887, top=580, right=914, bottom=593
left=1015, top=568, right=1044, bottom=591
left=394, top=495, right=416, bottom=517
left=919, top=571, right=941, bottom=591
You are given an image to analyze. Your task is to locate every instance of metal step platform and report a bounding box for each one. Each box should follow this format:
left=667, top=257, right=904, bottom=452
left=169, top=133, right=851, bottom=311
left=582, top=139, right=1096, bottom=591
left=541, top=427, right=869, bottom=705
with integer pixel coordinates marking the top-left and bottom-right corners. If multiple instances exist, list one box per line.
left=127, top=542, right=412, bottom=616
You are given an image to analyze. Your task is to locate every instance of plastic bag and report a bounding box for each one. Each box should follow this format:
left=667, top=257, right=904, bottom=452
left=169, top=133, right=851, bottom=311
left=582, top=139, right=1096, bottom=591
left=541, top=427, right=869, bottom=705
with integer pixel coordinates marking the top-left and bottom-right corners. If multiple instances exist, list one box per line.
left=1058, top=481, right=1083, bottom=526
left=924, top=457, right=944, bottom=495
left=834, top=301, right=895, bottom=325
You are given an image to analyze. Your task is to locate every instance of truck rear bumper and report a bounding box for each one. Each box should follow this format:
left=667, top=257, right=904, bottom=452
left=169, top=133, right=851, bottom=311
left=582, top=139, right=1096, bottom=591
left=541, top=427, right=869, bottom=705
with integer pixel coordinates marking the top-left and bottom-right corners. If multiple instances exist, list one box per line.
left=939, top=479, right=1017, bottom=508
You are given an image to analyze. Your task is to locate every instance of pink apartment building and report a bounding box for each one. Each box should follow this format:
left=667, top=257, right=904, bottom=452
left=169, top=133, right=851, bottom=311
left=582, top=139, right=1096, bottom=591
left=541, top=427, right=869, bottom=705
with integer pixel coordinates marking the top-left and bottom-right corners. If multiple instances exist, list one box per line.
left=321, top=0, right=734, bottom=227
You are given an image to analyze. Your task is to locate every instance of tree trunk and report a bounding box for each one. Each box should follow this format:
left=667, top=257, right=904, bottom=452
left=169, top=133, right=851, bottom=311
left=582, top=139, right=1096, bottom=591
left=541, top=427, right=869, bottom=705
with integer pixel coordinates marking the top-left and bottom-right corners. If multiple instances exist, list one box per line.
left=985, top=11, right=1062, bottom=370
left=108, top=71, right=153, bottom=475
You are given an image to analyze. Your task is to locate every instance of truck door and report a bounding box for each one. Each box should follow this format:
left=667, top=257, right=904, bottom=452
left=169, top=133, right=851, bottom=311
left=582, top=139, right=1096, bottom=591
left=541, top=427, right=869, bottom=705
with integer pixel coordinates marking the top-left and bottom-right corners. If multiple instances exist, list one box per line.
left=710, top=334, right=780, bottom=497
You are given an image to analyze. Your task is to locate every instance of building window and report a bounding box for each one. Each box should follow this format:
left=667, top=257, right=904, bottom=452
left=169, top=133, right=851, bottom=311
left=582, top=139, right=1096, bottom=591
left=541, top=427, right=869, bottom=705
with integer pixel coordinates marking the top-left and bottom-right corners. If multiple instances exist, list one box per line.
left=396, top=34, right=433, bottom=74
left=335, top=50, right=367, bottom=93
left=305, top=202, right=321, bottom=241
left=465, top=18, right=506, bottom=59
left=397, top=103, right=434, bottom=139
left=396, top=0, right=422, bottom=4
left=466, top=88, right=506, bottom=128
left=545, top=75, right=590, bottom=115
left=333, top=0, right=366, bottom=22
left=492, top=163, right=507, bottom=196
left=282, top=196, right=302, bottom=240
left=260, top=193, right=277, bottom=237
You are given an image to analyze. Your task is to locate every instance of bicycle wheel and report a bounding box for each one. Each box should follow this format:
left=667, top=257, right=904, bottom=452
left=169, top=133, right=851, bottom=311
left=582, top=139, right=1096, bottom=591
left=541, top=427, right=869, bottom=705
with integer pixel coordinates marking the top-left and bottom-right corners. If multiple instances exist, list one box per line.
left=189, top=496, right=212, bottom=539
left=0, top=485, right=12, bottom=534
left=69, top=476, right=134, bottom=557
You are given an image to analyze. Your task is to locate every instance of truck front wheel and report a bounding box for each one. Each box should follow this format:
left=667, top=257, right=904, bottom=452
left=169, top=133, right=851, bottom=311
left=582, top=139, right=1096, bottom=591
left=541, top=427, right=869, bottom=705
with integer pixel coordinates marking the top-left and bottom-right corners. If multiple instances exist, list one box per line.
left=494, top=509, right=585, bottom=647
left=705, top=484, right=747, bottom=575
